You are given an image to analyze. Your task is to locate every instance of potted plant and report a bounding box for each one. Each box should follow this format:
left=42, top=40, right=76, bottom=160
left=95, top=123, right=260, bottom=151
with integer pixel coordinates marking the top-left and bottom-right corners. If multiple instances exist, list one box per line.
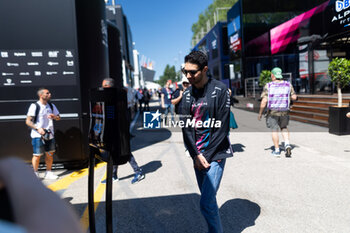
left=259, top=70, right=271, bottom=87
left=327, top=57, right=350, bottom=135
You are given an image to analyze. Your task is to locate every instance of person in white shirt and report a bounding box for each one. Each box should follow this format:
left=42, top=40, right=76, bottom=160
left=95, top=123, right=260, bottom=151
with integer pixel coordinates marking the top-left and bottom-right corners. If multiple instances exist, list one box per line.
left=26, top=88, right=60, bottom=179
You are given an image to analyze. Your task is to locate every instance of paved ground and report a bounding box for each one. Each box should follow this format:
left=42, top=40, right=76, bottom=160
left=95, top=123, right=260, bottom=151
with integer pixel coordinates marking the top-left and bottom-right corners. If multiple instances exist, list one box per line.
left=46, top=99, right=350, bottom=233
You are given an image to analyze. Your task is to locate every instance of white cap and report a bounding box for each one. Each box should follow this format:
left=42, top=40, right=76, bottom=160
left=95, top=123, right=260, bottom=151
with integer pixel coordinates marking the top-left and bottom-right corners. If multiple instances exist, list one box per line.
left=182, top=76, right=189, bottom=83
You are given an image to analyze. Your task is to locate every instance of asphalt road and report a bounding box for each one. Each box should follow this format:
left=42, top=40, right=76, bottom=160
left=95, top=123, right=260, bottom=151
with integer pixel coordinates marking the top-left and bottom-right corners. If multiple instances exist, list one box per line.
left=45, top=101, right=350, bottom=233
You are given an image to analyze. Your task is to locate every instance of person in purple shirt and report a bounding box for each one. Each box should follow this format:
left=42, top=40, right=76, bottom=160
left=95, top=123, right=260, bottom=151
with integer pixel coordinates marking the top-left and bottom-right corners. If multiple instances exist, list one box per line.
left=258, top=67, right=298, bottom=158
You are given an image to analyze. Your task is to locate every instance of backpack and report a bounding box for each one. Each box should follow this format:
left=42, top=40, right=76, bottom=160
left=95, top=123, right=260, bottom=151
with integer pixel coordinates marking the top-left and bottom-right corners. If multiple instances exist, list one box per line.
left=33, top=102, right=54, bottom=123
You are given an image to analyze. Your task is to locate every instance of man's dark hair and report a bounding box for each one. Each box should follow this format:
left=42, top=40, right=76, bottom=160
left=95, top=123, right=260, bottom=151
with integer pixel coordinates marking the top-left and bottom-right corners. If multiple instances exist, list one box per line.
left=37, top=87, right=48, bottom=96
left=184, top=51, right=208, bottom=70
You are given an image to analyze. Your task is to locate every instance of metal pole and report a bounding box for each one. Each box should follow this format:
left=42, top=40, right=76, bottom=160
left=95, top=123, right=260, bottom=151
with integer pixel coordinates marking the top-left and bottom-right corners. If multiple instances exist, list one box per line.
left=253, top=78, right=256, bottom=98
left=88, top=150, right=96, bottom=233
left=105, top=155, right=113, bottom=233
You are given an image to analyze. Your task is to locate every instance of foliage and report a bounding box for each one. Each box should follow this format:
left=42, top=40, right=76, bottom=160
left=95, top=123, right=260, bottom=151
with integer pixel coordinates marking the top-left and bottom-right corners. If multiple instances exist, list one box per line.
left=191, top=0, right=238, bottom=42
left=328, top=57, right=350, bottom=106
left=328, top=57, right=350, bottom=88
left=243, top=12, right=298, bottom=25
left=158, top=64, right=177, bottom=86
left=259, top=70, right=271, bottom=87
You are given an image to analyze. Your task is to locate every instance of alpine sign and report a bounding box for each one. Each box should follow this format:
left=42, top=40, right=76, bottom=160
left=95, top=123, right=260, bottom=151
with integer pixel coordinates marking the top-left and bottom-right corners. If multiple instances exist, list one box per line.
left=336, top=0, right=350, bottom=12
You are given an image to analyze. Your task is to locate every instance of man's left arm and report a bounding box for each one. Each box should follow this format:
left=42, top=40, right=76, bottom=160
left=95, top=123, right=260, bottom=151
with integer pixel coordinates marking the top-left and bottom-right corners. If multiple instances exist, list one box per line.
left=49, top=105, right=60, bottom=121
left=202, top=89, right=230, bottom=159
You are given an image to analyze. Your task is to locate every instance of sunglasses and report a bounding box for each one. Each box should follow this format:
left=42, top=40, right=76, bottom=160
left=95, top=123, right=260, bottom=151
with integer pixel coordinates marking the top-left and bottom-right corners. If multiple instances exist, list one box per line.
left=182, top=82, right=189, bottom=86
left=182, top=68, right=201, bottom=76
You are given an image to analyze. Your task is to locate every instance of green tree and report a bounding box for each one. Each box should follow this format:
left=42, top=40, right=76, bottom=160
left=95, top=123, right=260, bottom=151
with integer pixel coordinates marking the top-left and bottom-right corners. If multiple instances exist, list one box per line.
left=191, top=0, right=238, bottom=43
left=158, top=65, right=177, bottom=86
left=259, top=70, right=271, bottom=87
left=328, top=57, right=350, bottom=107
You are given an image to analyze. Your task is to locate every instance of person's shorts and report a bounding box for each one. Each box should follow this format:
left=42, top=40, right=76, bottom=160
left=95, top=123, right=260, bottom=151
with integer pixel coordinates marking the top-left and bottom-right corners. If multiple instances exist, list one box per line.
left=32, top=138, right=56, bottom=156
left=266, top=115, right=289, bottom=130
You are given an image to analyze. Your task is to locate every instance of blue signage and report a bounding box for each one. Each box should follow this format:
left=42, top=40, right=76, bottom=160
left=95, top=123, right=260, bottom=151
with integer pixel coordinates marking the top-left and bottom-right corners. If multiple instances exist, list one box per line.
left=105, top=0, right=113, bottom=6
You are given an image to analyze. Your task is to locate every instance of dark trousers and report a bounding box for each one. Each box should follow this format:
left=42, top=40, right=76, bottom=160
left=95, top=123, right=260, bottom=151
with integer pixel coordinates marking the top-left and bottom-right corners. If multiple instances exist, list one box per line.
left=113, top=154, right=140, bottom=176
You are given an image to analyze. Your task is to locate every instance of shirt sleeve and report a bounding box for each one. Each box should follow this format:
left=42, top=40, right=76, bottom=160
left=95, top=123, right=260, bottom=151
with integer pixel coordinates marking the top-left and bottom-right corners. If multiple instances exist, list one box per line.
left=290, top=85, right=296, bottom=96
left=52, top=104, right=60, bottom=115
left=27, top=103, right=36, bottom=117
left=260, top=84, right=268, bottom=99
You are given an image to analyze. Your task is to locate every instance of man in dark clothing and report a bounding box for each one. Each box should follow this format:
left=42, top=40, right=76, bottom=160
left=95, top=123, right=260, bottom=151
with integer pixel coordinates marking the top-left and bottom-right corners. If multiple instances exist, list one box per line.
left=161, top=80, right=175, bottom=123
left=171, top=76, right=190, bottom=115
left=181, top=51, right=232, bottom=233
left=143, top=88, right=150, bottom=111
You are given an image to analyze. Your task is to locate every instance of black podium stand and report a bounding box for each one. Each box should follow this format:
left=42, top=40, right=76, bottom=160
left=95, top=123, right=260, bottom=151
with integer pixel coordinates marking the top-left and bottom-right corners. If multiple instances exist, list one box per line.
left=88, top=88, right=131, bottom=233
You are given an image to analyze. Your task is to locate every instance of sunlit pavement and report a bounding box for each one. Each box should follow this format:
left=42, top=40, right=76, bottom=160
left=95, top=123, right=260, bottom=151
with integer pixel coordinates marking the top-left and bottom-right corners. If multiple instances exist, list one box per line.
left=46, top=99, right=350, bottom=233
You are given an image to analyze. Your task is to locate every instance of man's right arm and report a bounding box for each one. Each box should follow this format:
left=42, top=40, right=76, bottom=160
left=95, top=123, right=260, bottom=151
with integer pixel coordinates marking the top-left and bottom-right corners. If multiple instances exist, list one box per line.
left=26, top=104, right=45, bottom=135
left=180, top=92, right=200, bottom=161
left=25, top=116, right=36, bottom=130
left=25, top=116, right=45, bottom=135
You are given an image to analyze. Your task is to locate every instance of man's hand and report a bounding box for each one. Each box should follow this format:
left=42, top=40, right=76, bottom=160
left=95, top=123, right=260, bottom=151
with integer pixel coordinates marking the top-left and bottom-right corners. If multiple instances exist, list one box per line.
left=194, top=154, right=210, bottom=170
left=347, top=112, right=350, bottom=118
left=258, top=114, right=262, bottom=121
left=37, top=128, right=46, bottom=135
left=47, top=114, right=55, bottom=120
left=47, top=114, right=60, bottom=121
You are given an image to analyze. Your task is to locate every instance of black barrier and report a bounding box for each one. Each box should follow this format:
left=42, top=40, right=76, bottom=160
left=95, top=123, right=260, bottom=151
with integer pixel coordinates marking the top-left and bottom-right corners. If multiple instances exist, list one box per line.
left=89, top=87, right=131, bottom=164
left=88, top=87, right=131, bottom=233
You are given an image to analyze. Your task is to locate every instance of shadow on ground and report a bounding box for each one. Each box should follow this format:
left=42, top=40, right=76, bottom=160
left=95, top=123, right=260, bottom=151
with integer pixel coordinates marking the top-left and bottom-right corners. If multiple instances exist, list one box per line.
left=264, top=144, right=298, bottom=152
left=232, top=143, right=246, bottom=153
left=118, top=160, right=162, bottom=181
left=74, top=194, right=260, bottom=233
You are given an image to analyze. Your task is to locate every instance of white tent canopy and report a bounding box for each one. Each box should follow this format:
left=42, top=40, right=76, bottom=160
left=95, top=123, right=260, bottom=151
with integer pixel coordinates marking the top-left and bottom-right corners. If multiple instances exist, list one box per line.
left=145, top=81, right=161, bottom=90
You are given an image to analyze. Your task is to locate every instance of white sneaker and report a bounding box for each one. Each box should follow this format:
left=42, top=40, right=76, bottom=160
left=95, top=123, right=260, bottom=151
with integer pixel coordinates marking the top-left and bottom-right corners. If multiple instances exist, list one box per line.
left=44, top=171, right=58, bottom=180
left=34, top=171, right=40, bottom=178
left=271, top=150, right=281, bottom=158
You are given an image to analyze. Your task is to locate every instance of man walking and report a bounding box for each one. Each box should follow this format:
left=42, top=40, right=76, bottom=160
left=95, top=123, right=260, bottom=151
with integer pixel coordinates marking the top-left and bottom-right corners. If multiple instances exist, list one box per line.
left=181, top=51, right=232, bottom=233
left=258, top=67, right=297, bottom=157
left=102, top=78, right=145, bottom=184
left=161, top=80, right=175, bottom=123
left=26, top=88, right=60, bottom=179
